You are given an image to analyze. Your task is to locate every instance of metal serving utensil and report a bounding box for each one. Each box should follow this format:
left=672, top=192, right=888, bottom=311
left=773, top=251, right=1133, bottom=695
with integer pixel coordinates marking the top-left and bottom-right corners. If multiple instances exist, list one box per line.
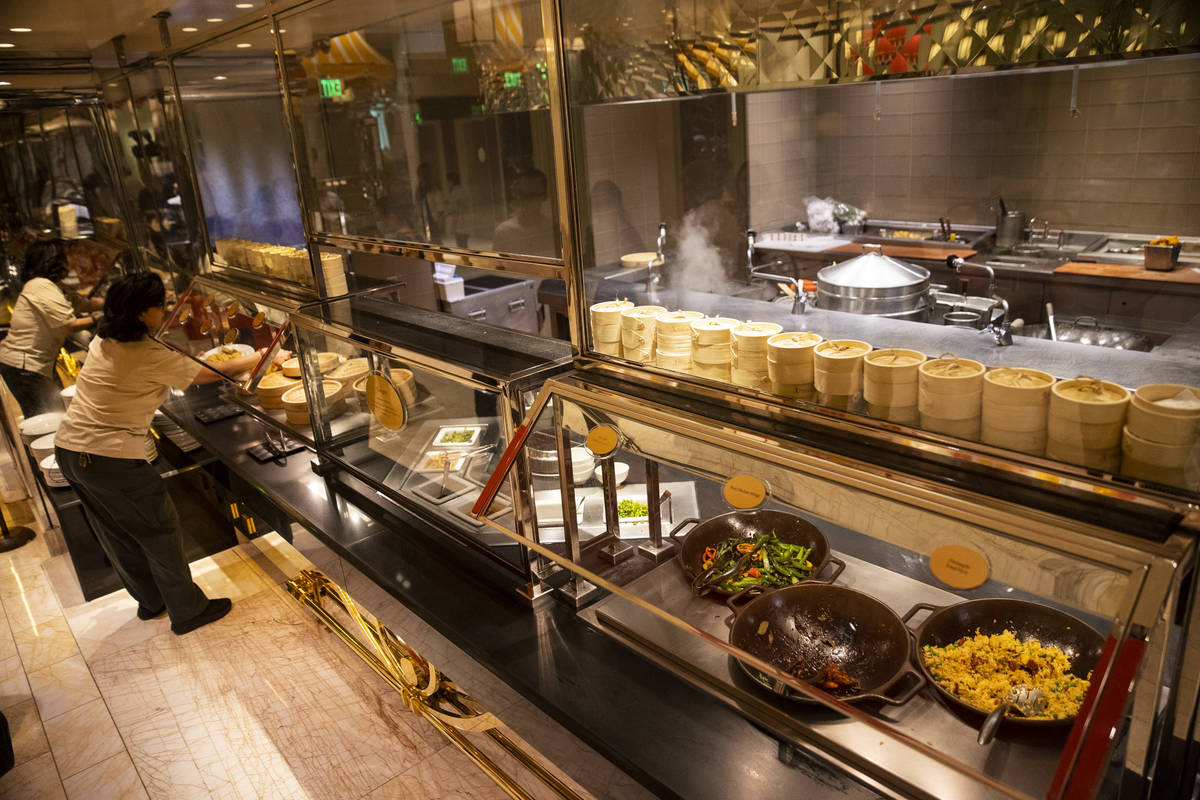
left=692, top=548, right=755, bottom=594
left=977, top=685, right=1048, bottom=745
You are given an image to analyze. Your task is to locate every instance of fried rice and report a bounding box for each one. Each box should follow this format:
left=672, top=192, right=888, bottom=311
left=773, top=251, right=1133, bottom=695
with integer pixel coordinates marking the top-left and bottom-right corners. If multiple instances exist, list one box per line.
left=922, top=630, right=1090, bottom=720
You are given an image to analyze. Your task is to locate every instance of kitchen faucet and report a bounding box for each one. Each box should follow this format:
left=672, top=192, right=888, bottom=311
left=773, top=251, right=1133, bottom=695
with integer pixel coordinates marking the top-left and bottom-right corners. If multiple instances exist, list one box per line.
left=947, top=256, right=1012, bottom=346
left=746, top=229, right=808, bottom=314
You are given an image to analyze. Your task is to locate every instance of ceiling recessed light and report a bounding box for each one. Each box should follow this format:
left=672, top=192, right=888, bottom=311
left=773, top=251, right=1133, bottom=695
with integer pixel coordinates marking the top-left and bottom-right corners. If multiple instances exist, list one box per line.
left=9, top=28, right=31, bottom=33
left=182, top=26, right=198, bottom=32
left=0, top=81, right=10, bottom=86
left=235, top=2, right=253, bottom=7
left=214, top=75, right=227, bottom=80
left=0, top=44, right=14, bottom=49
left=236, top=42, right=251, bottom=48
left=206, top=17, right=224, bottom=23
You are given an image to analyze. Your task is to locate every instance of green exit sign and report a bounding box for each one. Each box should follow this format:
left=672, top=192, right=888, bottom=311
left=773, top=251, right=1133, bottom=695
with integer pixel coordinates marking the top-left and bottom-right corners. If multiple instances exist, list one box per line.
left=319, top=78, right=343, bottom=98
left=503, top=71, right=521, bottom=88
left=451, top=57, right=468, bottom=74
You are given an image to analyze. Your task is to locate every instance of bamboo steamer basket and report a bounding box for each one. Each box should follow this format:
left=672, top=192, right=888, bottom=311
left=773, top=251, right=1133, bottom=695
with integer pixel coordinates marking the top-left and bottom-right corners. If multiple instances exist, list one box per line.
left=981, top=426, right=1046, bottom=456
left=814, top=367, right=862, bottom=396
left=1049, top=378, right=1129, bottom=424
left=863, top=349, right=925, bottom=407
left=655, top=311, right=703, bottom=371
left=256, top=371, right=301, bottom=409
left=281, top=352, right=341, bottom=378
left=1127, top=384, right=1200, bottom=445
left=690, top=317, right=738, bottom=366
left=919, top=388, right=981, bottom=421
left=1121, top=426, right=1193, bottom=470
left=589, top=300, right=633, bottom=351
left=773, top=383, right=815, bottom=401
left=867, top=402, right=920, bottom=425
left=328, top=357, right=370, bottom=386
left=1120, top=456, right=1187, bottom=487
left=919, top=356, right=985, bottom=394
left=282, top=379, right=345, bottom=427
left=766, top=331, right=822, bottom=382
left=983, top=367, right=1055, bottom=406
left=769, top=362, right=815, bottom=386
left=813, top=340, right=871, bottom=373
left=1046, top=439, right=1119, bottom=472
left=1048, top=415, right=1124, bottom=450
left=922, top=414, right=981, bottom=440
left=619, top=305, right=666, bottom=362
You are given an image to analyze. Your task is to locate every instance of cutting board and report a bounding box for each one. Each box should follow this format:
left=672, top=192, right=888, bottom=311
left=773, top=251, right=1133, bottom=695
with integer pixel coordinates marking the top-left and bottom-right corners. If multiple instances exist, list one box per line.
left=1055, top=261, right=1200, bottom=284
left=827, top=242, right=977, bottom=261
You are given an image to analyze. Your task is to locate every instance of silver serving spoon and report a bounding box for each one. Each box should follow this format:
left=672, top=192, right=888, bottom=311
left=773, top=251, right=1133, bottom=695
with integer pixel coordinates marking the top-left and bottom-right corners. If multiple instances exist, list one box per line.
left=978, top=685, right=1048, bottom=745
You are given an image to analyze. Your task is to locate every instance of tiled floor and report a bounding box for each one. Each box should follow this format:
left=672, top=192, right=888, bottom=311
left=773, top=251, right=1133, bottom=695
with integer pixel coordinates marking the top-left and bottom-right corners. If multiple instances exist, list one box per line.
left=0, top=495, right=647, bottom=800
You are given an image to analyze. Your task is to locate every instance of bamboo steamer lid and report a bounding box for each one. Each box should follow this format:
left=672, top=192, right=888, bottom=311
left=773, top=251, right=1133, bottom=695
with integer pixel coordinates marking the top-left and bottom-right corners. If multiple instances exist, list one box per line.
left=981, top=425, right=1046, bottom=456
left=864, top=349, right=926, bottom=383
left=984, top=367, right=1055, bottom=407
left=620, top=252, right=660, bottom=269
left=1128, top=384, right=1200, bottom=445
left=620, top=305, right=666, bottom=325
left=919, top=356, right=985, bottom=395
left=656, top=310, right=703, bottom=334
left=733, top=322, right=782, bottom=348
left=690, top=317, right=738, bottom=343
left=814, top=340, right=871, bottom=373
left=281, top=352, right=340, bottom=378
left=590, top=300, right=633, bottom=343
left=328, top=357, right=370, bottom=384
left=1122, top=426, right=1193, bottom=469
left=1050, top=378, right=1129, bottom=425
left=767, top=331, right=822, bottom=364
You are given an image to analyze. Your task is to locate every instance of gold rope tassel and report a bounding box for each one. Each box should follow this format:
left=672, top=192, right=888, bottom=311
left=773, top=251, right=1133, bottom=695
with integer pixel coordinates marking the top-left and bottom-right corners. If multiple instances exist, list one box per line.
left=286, top=570, right=584, bottom=800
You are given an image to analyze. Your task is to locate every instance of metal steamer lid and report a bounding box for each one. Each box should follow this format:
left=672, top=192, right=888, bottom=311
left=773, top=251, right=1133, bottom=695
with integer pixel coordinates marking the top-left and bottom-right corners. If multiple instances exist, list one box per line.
left=816, top=244, right=931, bottom=300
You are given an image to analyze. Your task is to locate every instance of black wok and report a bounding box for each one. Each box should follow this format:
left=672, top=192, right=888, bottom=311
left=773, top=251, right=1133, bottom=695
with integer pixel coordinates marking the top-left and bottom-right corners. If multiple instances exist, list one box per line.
left=670, top=509, right=845, bottom=599
left=904, top=598, right=1104, bottom=729
left=728, top=583, right=924, bottom=706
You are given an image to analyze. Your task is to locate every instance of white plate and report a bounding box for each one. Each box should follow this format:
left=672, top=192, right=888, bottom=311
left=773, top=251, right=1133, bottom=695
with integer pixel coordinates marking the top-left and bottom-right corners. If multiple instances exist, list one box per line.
left=432, top=425, right=484, bottom=448
left=200, top=343, right=255, bottom=362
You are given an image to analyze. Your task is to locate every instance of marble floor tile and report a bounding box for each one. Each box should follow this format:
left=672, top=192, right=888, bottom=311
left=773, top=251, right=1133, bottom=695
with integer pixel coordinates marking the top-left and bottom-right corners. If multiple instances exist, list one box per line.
left=62, top=590, right=169, bottom=663
left=0, top=652, right=32, bottom=710
left=0, top=557, right=51, bottom=602
left=7, top=697, right=50, bottom=766
left=0, top=609, right=18, bottom=661
left=41, top=553, right=86, bottom=610
left=62, top=750, right=149, bottom=800
left=0, top=751, right=66, bottom=800
left=27, top=653, right=102, bottom=721
left=190, top=548, right=270, bottom=603
left=12, top=615, right=80, bottom=673
left=115, top=708, right=209, bottom=800
left=366, top=747, right=510, bottom=800
left=41, top=697, right=127, bottom=778
left=6, top=583, right=65, bottom=633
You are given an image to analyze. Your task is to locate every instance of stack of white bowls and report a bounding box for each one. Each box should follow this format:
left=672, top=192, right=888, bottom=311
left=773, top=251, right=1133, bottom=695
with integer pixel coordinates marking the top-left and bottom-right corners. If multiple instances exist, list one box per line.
left=1047, top=378, right=1129, bottom=471
left=569, top=447, right=595, bottom=484
left=60, top=384, right=77, bottom=409
left=731, top=322, right=782, bottom=390
left=767, top=332, right=821, bottom=399
left=654, top=311, right=703, bottom=373
left=619, top=306, right=666, bottom=363
left=29, top=433, right=57, bottom=464
left=814, top=339, right=872, bottom=409
left=1121, top=384, right=1199, bottom=487
left=19, top=412, right=64, bottom=447
left=590, top=300, right=633, bottom=356
left=981, top=367, right=1054, bottom=455
left=864, top=349, right=925, bottom=425
left=918, top=356, right=985, bottom=439
left=40, top=454, right=67, bottom=488
left=690, top=317, right=739, bottom=383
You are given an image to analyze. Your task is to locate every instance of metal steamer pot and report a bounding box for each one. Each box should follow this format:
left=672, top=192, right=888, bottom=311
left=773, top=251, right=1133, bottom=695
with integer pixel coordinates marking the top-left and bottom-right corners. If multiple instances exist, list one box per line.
left=728, top=584, right=926, bottom=706
left=814, top=244, right=933, bottom=321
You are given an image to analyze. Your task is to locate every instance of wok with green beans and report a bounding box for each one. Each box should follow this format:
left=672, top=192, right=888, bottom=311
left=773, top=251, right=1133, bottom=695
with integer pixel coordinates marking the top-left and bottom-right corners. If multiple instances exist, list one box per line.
left=670, top=509, right=844, bottom=599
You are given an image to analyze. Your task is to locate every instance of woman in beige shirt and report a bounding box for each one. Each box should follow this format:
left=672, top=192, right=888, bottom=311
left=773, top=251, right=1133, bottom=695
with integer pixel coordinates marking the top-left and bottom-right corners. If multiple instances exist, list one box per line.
left=55, top=272, right=272, bottom=635
left=0, top=239, right=97, bottom=417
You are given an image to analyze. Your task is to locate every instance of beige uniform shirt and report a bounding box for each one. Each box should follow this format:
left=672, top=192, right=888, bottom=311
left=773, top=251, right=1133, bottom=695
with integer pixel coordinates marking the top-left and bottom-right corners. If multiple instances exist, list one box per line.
left=0, top=278, right=76, bottom=376
left=55, top=337, right=202, bottom=460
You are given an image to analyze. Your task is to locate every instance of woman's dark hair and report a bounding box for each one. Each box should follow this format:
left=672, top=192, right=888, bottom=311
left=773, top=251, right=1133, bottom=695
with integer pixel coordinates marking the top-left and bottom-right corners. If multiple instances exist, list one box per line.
left=96, top=271, right=166, bottom=342
left=22, top=239, right=69, bottom=283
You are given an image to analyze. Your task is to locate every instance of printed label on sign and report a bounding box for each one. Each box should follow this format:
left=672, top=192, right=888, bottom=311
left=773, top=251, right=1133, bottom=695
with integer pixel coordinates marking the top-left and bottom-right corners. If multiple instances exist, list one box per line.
left=929, top=545, right=989, bottom=589
left=365, top=374, right=406, bottom=430
left=585, top=425, right=619, bottom=456
left=723, top=474, right=767, bottom=509
left=223, top=328, right=239, bottom=345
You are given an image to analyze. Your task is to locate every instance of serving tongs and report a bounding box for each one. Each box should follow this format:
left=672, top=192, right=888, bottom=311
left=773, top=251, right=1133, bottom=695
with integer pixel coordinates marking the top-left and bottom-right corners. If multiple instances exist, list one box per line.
left=691, top=546, right=756, bottom=593
left=977, top=685, right=1047, bottom=745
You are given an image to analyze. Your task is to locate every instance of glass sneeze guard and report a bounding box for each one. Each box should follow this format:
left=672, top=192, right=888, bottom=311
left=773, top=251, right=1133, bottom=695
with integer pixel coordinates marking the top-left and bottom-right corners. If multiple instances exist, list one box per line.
left=473, top=373, right=1190, bottom=800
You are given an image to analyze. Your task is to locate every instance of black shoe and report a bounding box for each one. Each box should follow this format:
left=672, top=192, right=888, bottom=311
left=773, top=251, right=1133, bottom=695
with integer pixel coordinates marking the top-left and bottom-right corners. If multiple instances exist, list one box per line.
left=136, top=604, right=166, bottom=620
left=171, top=598, right=232, bottom=635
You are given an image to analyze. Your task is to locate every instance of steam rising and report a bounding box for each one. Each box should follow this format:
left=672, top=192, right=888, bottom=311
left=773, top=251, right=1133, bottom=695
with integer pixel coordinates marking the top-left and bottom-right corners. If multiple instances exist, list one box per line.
left=670, top=209, right=740, bottom=295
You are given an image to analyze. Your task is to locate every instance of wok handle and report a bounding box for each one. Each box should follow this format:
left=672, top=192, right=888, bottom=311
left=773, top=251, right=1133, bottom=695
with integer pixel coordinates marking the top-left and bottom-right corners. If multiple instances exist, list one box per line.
left=815, top=555, right=846, bottom=584
left=725, top=585, right=763, bottom=614
left=865, top=666, right=926, bottom=707
left=977, top=702, right=1014, bottom=746
left=901, top=601, right=941, bottom=627
left=668, top=517, right=699, bottom=540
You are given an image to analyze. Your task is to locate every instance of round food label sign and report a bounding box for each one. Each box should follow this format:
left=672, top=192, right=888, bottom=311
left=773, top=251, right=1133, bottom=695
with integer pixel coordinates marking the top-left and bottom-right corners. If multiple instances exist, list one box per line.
left=929, top=545, right=989, bottom=589
left=585, top=425, right=619, bottom=457
left=723, top=474, right=767, bottom=509
left=365, top=374, right=406, bottom=430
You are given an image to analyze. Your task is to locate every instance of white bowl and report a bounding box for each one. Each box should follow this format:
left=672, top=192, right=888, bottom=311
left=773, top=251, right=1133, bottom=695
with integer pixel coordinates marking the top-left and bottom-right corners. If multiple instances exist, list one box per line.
left=593, top=461, right=630, bottom=486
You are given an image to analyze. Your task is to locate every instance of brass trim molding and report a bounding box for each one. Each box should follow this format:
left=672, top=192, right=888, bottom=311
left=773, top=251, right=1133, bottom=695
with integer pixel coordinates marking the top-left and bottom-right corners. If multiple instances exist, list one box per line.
left=285, top=570, right=585, bottom=800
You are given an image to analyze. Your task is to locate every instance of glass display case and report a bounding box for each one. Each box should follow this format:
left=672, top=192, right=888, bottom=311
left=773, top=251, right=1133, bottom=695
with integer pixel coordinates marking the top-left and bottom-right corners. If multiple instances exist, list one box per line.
left=289, top=281, right=572, bottom=576
left=560, top=4, right=1200, bottom=500
left=174, top=25, right=313, bottom=290
left=475, top=373, right=1195, bottom=799
left=155, top=275, right=306, bottom=443
left=276, top=0, right=562, bottom=260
